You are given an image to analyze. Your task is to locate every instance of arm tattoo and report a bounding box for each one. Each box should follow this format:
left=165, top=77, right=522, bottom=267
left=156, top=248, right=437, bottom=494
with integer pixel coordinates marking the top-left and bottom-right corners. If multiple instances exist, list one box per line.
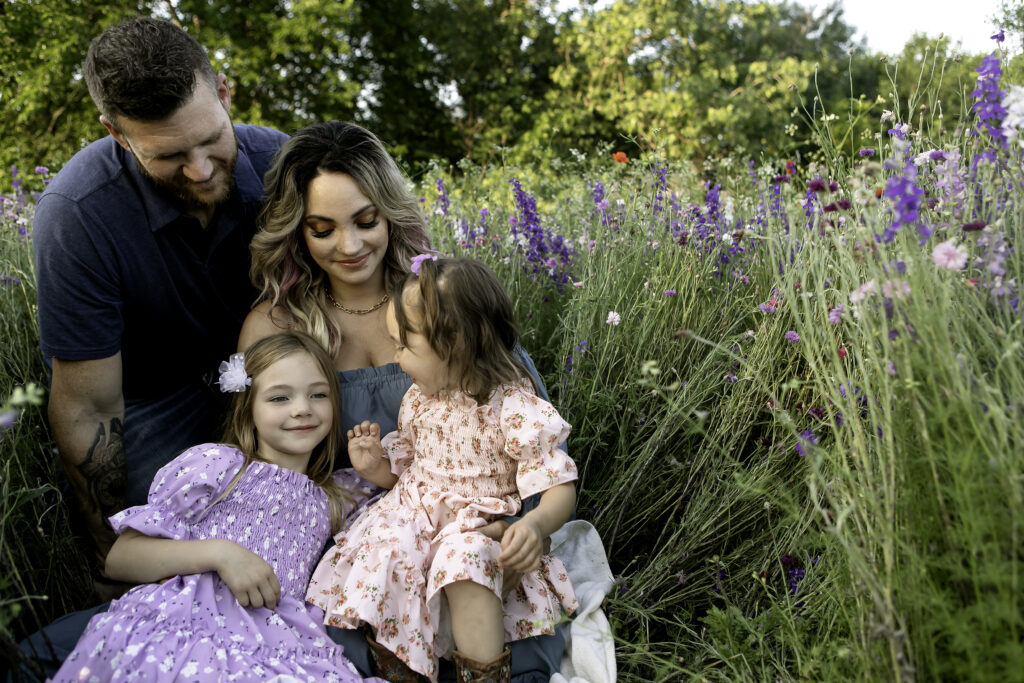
left=78, top=418, right=128, bottom=518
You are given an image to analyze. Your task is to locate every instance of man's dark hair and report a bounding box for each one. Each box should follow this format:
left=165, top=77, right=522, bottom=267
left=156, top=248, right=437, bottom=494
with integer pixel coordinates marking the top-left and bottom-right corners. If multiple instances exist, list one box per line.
left=84, top=16, right=217, bottom=129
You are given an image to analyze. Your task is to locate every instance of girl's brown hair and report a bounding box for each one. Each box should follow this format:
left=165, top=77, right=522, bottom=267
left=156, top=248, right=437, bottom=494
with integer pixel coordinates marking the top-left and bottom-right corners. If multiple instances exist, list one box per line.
left=219, top=332, right=353, bottom=532
left=391, top=257, right=535, bottom=404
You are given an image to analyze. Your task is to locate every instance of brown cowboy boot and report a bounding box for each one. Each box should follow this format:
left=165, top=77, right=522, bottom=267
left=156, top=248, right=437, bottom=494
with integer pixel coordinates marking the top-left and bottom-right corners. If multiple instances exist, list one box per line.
left=452, top=647, right=511, bottom=683
left=363, top=626, right=429, bottom=683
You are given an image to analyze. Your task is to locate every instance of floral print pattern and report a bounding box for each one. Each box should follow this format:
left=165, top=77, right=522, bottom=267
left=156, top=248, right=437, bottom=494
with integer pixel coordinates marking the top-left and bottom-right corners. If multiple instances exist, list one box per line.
left=307, top=384, right=578, bottom=682
left=53, top=444, right=377, bottom=683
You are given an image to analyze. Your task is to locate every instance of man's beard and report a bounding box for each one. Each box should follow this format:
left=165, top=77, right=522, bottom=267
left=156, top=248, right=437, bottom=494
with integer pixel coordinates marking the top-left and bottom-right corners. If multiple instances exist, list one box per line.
left=134, top=129, right=239, bottom=213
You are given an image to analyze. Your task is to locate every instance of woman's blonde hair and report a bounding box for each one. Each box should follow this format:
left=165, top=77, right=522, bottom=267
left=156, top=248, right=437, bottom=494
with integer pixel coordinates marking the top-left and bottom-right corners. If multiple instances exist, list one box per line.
left=249, top=121, right=431, bottom=356
left=220, top=332, right=353, bottom=533
left=391, top=257, right=535, bottom=404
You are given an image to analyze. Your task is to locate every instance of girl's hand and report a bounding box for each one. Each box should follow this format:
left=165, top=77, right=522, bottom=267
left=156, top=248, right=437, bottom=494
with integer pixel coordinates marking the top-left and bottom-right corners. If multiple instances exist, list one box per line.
left=499, top=518, right=544, bottom=573
left=213, top=539, right=281, bottom=609
left=347, top=421, right=384, bottom=475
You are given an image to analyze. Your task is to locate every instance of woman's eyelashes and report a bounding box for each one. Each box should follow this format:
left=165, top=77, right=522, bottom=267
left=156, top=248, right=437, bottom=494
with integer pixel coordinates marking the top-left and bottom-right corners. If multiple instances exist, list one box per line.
left=305, top=216, right=378, bottom=238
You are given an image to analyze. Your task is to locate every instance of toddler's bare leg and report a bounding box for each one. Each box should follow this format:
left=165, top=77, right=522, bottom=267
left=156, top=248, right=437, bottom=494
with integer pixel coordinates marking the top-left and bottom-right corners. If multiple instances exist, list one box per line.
left=444, top=579, right=504, bottom=662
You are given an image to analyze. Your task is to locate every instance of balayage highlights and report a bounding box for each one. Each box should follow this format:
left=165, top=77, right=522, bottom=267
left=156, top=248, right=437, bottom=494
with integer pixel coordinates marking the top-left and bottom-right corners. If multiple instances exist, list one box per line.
left=391, top=258, right=535, bottom=404
left=220, top=332, right=352, bottom=532
left=249, top=121, right=430, bottom=356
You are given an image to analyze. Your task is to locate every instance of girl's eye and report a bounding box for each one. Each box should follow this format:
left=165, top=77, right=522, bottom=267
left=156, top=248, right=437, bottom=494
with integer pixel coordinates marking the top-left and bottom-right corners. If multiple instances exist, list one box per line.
left=310, top=392, right=328, bottom=399
left=356, top=217, right=380, bottom=230
left=268, top=396, right=288, bottom=403
left=309, top=228, right=333, bottom=239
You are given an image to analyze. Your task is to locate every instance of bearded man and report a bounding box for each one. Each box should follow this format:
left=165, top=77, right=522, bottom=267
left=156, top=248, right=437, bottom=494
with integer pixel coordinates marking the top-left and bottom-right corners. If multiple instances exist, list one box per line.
left=34, top=17, right=287, bottom=582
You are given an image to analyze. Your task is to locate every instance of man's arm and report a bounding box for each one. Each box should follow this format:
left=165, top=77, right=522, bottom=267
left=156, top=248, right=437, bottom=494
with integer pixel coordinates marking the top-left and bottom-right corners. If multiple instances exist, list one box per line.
left=49, top=353, right=126, bottom=567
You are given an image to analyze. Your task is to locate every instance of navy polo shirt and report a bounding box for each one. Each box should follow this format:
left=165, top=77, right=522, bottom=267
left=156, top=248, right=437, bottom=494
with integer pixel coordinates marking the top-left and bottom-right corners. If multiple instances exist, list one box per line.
left=34, top=124, right=287, bottom=504
left=36, top=124, right=286, bottom=393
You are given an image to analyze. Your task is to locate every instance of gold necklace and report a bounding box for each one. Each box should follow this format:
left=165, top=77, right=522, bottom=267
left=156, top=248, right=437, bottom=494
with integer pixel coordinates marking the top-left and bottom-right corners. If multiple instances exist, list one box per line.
left=326, top=291, right=390, bottom=315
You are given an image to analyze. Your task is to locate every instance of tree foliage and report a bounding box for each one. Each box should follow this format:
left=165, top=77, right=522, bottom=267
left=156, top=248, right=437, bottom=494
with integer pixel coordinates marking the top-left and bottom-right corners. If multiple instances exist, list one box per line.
left=0, top=0, right=1003, bottom=189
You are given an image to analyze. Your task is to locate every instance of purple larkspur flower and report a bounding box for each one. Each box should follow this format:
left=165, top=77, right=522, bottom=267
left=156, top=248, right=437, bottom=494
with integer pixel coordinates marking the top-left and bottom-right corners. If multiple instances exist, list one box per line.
left=972, top=53, right=1008, bottom=149
left=795, top=429, right=819, bottom=456
left=806, top=177, right=827, bottom=193
left=433, top=177, right=450, bottom=216
left=859, top=148, right=875, bottom=157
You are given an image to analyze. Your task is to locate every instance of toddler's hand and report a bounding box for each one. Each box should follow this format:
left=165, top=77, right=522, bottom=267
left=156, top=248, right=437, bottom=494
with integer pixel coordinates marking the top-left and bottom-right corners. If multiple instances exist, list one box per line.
left=214, top=540, right=281, bottom=609
left=499, top=518, right=544, bottom=573
left=347, top=421, right=384, bottom=476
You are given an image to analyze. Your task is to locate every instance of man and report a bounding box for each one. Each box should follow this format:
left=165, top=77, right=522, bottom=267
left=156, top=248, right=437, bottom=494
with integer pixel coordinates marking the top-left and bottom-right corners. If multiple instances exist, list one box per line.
left=34, top=17, right=287, bottom=581
left=15, top=17, right=287, bottom=679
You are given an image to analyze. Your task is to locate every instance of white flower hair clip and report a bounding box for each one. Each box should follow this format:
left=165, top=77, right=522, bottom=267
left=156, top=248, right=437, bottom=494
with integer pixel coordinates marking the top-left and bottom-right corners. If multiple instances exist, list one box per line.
left=217, top=353, right=251, bottom=393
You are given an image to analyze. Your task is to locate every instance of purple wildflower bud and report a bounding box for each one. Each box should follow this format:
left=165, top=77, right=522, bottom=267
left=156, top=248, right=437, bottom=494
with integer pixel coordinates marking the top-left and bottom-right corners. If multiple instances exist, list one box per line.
left=806, top=178, right=827, bottom=193
left=829, top=181, right=839, bottom=192
left=33, top=166, right=49, bottom=175
left=837, top=199, right=851, bottom=210
left=961, top=221, right=987, bottom=231
left=664, top=289, right=677, bottom=297
left=795, top=429, right=819, bottom=456
left=677, top=570, right=687, bottom=585
left=828, top=306, right=844, bottom=324
left=859, top=148, right=875, bottom=157
left=992, top=29, right=1005, bottom=42
left=785, top=330, right=800, bottom=343
left=823, top=202, right=838, bottom=212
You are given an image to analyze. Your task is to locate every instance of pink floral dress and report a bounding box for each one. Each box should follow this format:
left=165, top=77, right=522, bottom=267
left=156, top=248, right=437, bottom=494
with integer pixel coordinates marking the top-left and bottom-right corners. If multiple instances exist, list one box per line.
left=307, top=383, right=578, bottom=681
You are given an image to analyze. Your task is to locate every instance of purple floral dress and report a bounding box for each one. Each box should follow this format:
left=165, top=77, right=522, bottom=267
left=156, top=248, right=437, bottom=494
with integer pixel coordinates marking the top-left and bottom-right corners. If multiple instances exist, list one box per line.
left=307, top=383, right=578, bottom=682
left=52, top=443, right=377, bottom=683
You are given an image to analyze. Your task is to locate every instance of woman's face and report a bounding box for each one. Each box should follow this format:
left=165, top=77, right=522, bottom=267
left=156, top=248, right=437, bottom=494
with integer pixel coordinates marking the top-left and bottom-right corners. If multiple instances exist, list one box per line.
left=302, top=172, right=389, bottom=292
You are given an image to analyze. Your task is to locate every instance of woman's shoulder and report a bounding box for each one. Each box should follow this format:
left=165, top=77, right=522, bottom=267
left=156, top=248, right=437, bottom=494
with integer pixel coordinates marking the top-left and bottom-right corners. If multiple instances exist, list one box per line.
left=239, top=301, right=293, bottom=350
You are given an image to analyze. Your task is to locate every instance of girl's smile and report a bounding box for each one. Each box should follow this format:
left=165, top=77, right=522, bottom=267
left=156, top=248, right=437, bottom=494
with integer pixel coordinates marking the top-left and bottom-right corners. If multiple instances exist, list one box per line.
left=251, top=352, right=334, bottom=473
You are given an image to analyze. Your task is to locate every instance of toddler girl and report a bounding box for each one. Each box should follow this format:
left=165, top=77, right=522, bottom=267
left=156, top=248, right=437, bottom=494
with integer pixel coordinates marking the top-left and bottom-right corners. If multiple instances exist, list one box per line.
left=53, top=332, right=378, bottom=683
left=307, top=257, right=578, bottom=683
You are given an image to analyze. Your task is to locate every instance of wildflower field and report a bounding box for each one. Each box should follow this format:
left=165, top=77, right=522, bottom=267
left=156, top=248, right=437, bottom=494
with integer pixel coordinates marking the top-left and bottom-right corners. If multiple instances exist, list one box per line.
left=3, top=39, right=1023, bottom=682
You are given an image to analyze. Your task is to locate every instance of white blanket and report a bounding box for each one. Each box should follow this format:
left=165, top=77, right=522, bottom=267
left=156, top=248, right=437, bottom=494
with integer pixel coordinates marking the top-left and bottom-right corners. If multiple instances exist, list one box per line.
left=549, top=520, right=617, bottom=683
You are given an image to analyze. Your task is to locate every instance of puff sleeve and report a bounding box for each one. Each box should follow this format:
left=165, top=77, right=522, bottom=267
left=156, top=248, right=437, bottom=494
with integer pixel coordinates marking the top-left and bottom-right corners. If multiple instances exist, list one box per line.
left=108, top=443, right=245, bottom=540
left=501, top=386, right=577, bottom=499
left=381, top=385, right=420, bottom=476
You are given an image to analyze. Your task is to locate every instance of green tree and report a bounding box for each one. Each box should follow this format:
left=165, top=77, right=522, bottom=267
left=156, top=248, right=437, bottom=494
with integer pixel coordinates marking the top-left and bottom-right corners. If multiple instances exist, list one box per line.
left=516, top=0, right=866, bottom=165
left=0, top=1, right=138, bottom=190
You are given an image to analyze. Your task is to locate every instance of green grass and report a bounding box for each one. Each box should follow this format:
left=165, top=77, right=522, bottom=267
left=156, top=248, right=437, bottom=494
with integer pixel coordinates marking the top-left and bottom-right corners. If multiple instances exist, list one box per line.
left=3, top=51, right=1024, bottom=681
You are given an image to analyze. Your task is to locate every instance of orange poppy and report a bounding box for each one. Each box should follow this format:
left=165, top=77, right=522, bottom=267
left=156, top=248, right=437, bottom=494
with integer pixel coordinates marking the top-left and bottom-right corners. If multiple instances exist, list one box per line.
left=613, top=151, right=629, bottom=163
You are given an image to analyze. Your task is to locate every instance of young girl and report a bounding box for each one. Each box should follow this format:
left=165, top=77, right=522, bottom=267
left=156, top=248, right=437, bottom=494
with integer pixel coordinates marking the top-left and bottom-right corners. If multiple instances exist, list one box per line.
left=306, top=257, right=578, bottom=683
left=53, top=332, right=379, bottom=683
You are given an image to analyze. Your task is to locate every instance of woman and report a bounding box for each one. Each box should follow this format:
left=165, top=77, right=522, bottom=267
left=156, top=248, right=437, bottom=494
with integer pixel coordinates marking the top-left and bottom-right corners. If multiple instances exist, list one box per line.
left=238, top=121, right=566, bottom=683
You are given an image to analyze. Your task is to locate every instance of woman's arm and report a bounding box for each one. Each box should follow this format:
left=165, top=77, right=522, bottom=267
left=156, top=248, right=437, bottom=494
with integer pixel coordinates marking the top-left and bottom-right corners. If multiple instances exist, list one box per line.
left=498, top=481, right=576, bottom=573
left=105, top=529, right=282, bottom=608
